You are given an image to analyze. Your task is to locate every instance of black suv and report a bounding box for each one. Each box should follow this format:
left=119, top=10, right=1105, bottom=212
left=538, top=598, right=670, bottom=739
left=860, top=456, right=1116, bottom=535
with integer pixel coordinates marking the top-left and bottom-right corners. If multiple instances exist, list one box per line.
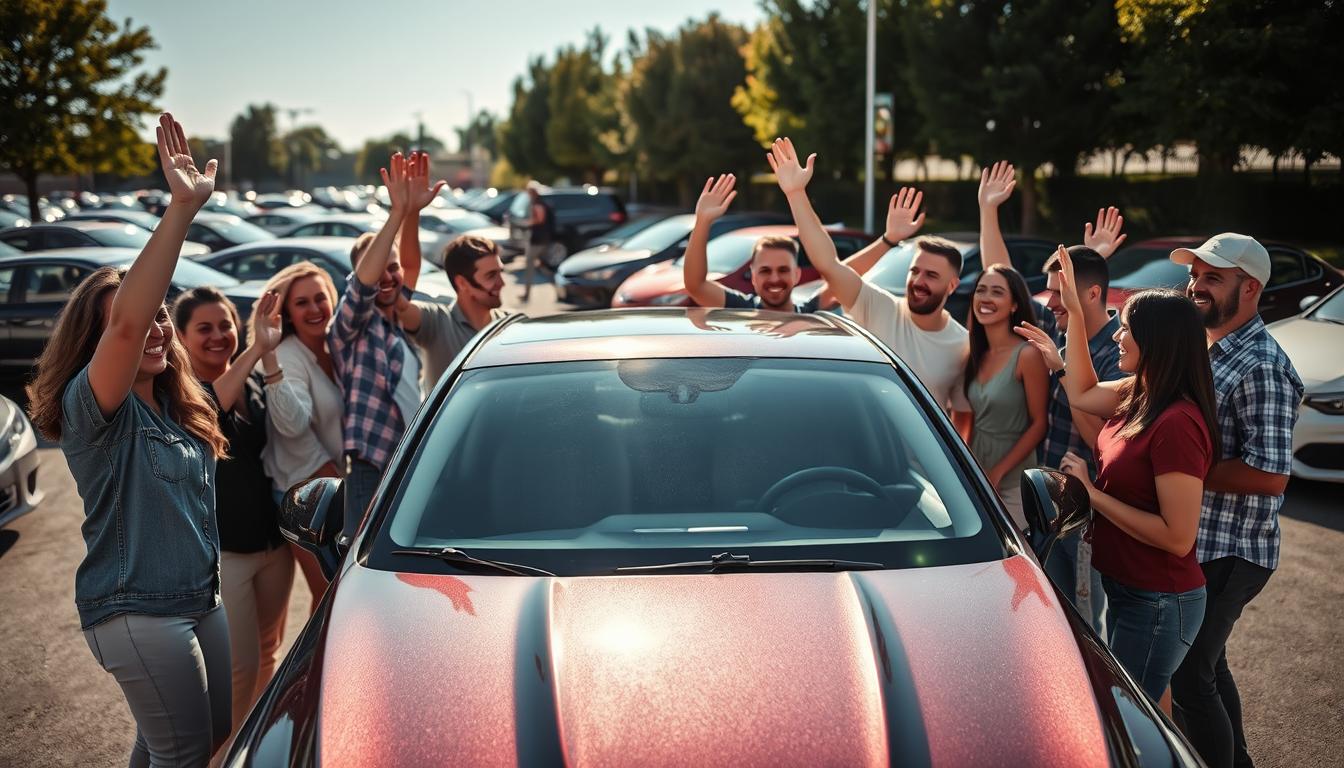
left=508, top=187, right=628, bottom=267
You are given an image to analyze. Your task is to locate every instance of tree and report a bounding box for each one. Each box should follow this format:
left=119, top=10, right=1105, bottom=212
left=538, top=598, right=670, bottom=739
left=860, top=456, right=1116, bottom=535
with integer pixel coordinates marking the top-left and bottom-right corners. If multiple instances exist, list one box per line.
left=0, top=0, right=163, bottom=220
left=546, top=29, right=622, bottom=182
left=455, top=111, right=498, bottom=159
left=498, top=57, right=559, bottom=181
left=283, top=125, right=339, bottom=188
left=353, top=131, right=444, bottom=183
left=229, top=104, right=286, bottom=188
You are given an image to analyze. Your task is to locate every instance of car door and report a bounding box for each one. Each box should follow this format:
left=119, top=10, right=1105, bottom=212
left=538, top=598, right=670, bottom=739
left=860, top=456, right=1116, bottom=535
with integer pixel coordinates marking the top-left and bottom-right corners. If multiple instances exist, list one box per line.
left=9, top=261, right=91, bottom=364
left=1260, top=247, right=1311, bottom=322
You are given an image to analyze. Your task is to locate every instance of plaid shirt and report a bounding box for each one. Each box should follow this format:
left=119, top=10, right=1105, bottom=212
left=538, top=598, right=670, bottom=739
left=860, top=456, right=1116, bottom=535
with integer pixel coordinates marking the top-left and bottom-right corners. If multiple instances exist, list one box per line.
left=1199, top=316, right=1303, bottom=569
left=1041, top=314, right=1125, bottom=473
left=328, top=275, right=418, bottom=471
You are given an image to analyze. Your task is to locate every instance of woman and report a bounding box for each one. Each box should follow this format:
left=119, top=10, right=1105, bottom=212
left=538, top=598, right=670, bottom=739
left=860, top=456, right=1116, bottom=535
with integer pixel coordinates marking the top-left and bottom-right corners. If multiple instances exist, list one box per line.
left=173, top=286, right=292, bottom=737
left=25, top=113, right=233, bottom=765
left=254, top=261, right=345, bottom=610
left=1017, top=246, right=1219, bottom=707
left=951, top=264, right=1049, bottom=529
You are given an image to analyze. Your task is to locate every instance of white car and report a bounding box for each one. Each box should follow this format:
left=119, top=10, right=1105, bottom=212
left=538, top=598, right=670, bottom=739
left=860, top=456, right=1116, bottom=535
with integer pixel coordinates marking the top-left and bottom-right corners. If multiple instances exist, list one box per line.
left=1268, top=286, right=1344, bottom=483
left=0, top=394, right=43, bottom=529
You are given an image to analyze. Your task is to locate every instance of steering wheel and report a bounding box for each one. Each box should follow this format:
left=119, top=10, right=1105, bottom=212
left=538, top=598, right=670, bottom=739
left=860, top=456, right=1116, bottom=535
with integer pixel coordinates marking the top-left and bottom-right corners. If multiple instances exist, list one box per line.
left=757, top=466, right=887, bottom=514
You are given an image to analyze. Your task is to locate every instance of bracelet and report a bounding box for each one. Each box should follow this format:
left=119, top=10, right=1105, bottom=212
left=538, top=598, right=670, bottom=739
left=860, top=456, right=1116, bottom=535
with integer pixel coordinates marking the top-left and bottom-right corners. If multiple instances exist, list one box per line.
left=880, top=233, right=899, bottom=248
left=262, top=368, right=284, bottom=384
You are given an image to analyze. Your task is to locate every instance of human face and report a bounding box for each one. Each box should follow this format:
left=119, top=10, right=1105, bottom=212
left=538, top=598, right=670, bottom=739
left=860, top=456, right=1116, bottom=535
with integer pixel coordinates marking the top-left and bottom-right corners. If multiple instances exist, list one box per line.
left=905, top=249, right=957, bottom=315
left=179, top=301, right=239, bottom=376
left=375, top=255, right=405, bottom=309
left=285, top=275, right=333, bottom=345
left=1113, top=308, right=1140, bottom=374
left=1186, top=260, right=1248, bottom=329
left=749, top=248, right=800, bottom=311
left=972, top=272, right=1015, bottom=327
left=103, top=293, right=173, bottom=380
left=1044, top=270, right=1069, bottom=332
left=457, top=254, right=505, bottom=310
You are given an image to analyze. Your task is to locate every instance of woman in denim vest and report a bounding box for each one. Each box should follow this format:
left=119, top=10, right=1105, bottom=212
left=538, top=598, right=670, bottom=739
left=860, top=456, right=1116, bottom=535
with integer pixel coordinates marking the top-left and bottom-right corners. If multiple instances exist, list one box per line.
left=26, top=114, right=233, bottom=767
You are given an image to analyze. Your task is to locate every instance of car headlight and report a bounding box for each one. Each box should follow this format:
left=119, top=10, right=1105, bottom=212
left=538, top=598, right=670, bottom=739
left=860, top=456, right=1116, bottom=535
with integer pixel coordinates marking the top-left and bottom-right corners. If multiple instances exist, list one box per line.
left=648, top=291, right=689, bottom=306
left=1304, top=392, right=1344, bottom=416
left=582, top=267, right=621, bottom=281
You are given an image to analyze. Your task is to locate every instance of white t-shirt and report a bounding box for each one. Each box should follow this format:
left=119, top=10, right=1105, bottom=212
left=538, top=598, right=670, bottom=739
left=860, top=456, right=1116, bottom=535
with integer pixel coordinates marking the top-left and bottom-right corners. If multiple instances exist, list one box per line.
left=848, top=280, right=968, bottom=408
left=393, top=340, right=423, bottom=428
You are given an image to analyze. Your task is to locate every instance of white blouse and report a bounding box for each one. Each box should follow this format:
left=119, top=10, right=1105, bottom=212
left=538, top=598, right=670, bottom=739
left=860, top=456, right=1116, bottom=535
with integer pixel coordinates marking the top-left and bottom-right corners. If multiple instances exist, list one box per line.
left=259, top=335, right=345, bottom=493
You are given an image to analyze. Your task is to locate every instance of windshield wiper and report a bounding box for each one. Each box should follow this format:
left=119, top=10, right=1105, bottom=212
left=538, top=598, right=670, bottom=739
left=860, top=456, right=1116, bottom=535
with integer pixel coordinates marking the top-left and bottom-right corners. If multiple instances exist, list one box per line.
left=613, top=551, right=886, bottom=575
left=391, top=546, right=556, bottom=577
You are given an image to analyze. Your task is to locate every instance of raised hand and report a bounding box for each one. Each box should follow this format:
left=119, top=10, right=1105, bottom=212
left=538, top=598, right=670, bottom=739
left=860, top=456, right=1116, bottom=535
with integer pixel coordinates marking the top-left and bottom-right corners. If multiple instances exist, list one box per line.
left=381, top=152, right=412, bottom=214
left=1052, top=244, right=1085, bottom=316
left=886, top=186, right=925, bottom=242
left=156, top=113, right=216, bottom=210
left=977, top=161, right=1016, bottom=209
left=767, top=137, right=815, bottom=195
left=1013, top=321, right=1065, bottom=372
left=408, top=151, right=448, bottom=211
left=695, top=174, right=737, bottom=221
left=1084, top=206, right=1127, bottom=259
left=253, top=290, right=284, bottom=352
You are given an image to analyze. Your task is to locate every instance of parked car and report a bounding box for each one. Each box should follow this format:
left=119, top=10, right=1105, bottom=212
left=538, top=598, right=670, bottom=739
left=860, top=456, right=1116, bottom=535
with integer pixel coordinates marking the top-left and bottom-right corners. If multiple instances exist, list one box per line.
left=556, top=212, right=792, bottom=308
left=64, top=209, right=165, bottom=233
left=0, top=393, right=43, bottom=530
left=796, top=232, right=1058, bottom=325
left=0, top=210, right=31, bottom=229
left=278, top=213, right=454, bottom=265
left=0, top=221, right=209, bottom=258
left=507, top=187, right=627, bottom=266
left=2, top=194, right=65, bottom=222
left=226, top=308, right=1204, bottom=766
left=185, top=212, right=277, bottom=252
left=0, top=248, right=264, bottom=372
left=246, top=208, right=329, bottom=234
left=611, top=225, right=871, bottom=308
left=198, top=237, right=457, bottom=303
left=1267, top=285, right=1344, bottom=483
left=1103, top=238, right=1342, bottom=323
left=582, top=209, right=685, bottom=249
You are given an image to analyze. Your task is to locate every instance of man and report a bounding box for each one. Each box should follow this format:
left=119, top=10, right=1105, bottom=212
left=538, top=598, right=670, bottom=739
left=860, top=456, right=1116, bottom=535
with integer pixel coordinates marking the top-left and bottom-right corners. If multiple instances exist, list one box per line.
left=977, top=160, right=1128, bottom=635
left=398, top=233, right=510, bottom=389
left=1169, top=233, right=1303, bottom=768
left=520, top=182, right=553, bottom=302
left=767, top=137, right=967, bottom=408
left=328, top=151, right=443, bottom=540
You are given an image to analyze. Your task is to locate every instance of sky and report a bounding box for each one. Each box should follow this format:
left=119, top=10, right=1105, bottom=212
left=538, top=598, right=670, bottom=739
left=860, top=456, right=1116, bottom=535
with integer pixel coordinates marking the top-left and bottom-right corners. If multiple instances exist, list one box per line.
left=106, top=0, right=765, bottom=151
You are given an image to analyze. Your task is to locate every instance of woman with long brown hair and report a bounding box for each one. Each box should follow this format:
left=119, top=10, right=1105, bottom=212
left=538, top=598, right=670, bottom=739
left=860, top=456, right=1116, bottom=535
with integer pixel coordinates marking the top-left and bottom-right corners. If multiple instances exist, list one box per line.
left=25, top=113, right=233, bottom=765
left=950, top=264, right=1049, bottom=529
left=1017, top=246, right=1220, bottom=710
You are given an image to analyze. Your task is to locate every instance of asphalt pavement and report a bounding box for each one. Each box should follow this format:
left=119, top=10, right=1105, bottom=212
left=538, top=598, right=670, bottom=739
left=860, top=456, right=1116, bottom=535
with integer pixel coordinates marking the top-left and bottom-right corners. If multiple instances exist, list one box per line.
left=1, top=266, right=1340, bottom=766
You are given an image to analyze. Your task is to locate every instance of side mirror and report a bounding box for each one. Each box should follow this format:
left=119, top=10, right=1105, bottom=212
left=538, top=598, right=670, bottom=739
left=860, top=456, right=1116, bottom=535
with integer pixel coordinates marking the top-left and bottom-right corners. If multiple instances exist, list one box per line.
left=279, top=478, right=346, bottom=580
left=1299, top=295, right=1320, bottom=313
left=1020, top=468, right=1092, bottom=563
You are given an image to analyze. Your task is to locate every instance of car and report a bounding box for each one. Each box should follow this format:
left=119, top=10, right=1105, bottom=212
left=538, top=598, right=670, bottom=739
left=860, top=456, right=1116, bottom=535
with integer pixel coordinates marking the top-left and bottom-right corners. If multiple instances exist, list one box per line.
left=0, top=393, right=43, bottom=530
left=0, top=210, right=31, bottom=229
left=278, top=213, right=454, bottom=266
left=2, top=194, right=66, bottom=222
left=1267, top=285, right=1344, bottom=483
left=611, top=225, right=871, bottom=308
left=1103, top=238, right=1342, bottom=324
left=555, top=212, right=792, bottom=308
left=64, top=209, right=166, bottom=233
left=582, top=209, right=686, bottom=250
left=185, top=212, right=278, bottom=252
left=198, top=237, right=457, bottom=303
left=245, top=208, right=330, bottom=235
left=225, top=308, right=1204, bottom=767
left=0, top=221, right=210, bottom=258
left=507, top=186, right=628, bottom=266
left=253, top=192, right=312, bottom=211
left=796, top=232, right=1059, bottom=325
left=414, top=210, right=522, bottom=261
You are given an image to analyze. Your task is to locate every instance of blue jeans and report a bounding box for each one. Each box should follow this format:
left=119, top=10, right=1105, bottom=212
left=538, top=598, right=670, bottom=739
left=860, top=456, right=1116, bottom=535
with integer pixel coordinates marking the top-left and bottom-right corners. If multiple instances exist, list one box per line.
left=343, top=457, right=382, bottom=540
left=1045, top=535, right=1107, bottom=637
left=1103, top=576, right=1207, bottom=702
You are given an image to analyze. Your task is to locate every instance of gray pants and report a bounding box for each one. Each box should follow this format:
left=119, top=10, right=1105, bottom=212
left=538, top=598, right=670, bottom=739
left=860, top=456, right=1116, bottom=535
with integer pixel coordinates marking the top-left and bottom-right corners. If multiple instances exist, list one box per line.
left=521, top=242, right=550, bottom=300
left=84, top=606, right=232, bottom=768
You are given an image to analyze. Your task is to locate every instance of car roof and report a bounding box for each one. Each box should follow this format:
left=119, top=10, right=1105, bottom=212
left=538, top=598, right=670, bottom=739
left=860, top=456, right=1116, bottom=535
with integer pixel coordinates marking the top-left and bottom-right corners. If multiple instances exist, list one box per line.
left=464, top=309, right=890, bottom=369
left=719, top=224, right=872, bottom=239
left=0, top=247, right=142, bottom=266
left=209, top=236, right=355, bottom=257
left=21, top=220, right=129, bottom=232
left=193, top=212, right=247, bottom=223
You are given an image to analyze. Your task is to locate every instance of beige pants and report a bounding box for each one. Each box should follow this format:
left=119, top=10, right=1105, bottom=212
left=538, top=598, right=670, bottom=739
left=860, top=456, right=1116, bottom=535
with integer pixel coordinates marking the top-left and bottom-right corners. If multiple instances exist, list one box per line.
left=219, top=546, right=294, bottom=729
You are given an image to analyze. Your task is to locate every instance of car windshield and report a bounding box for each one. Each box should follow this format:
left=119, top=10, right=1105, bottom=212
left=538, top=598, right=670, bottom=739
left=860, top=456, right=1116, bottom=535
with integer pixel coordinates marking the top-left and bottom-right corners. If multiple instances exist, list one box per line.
left=1311, top=287, right=1344, bottom=323
left=165, top=260, right=241, bottom=288
left=675, top=234, right=757, bottom=274
left=1109, top=247, right=1191, bottom=288
left=618, top=216, right=693, bottom=253
left=596, top=215, right=667, bottom=244
left=373, top=357, right=1000, bottom=576
left=86, top=225, right=151, bottom=248
left=207, top=218, right=275, bottom=243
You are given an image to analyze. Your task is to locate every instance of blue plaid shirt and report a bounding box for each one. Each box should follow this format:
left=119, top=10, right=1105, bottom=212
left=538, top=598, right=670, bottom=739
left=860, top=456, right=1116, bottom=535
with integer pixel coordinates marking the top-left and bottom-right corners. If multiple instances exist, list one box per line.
left=1199, top=316, right=1303, bottom=569
left=1041, top=314, right=1125, bottom=473
left=328, top=275, right=418, bottom=471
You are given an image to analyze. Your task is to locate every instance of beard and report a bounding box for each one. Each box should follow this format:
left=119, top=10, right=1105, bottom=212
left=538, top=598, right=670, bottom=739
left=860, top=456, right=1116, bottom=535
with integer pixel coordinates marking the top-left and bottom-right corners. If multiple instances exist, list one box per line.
left=1189, top=285, right=1241, bottom=329
left=906, top=286, right=944, bottom=315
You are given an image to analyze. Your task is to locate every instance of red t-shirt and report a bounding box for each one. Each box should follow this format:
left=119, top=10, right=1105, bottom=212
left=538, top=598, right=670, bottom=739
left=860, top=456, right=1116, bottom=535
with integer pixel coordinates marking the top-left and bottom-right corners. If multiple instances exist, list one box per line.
left=1089, top=400, right=1212, bottom=593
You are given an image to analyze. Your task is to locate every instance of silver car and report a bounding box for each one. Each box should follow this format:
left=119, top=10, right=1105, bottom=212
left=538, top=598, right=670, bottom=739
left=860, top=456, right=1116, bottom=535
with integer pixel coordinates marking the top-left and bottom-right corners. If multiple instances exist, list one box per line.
left=0, top=394, right=42, bottom=529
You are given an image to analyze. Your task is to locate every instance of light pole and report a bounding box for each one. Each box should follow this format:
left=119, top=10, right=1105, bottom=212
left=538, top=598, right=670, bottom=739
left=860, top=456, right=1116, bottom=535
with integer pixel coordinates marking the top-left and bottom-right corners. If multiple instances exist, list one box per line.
left=863, top=0, right=877, bottom=234
left=461, top=89, right=478, bottom=187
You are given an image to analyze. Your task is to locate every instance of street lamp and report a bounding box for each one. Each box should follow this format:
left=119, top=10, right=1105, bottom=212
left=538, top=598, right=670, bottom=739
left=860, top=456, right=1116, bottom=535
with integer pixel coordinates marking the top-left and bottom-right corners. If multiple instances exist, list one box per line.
left=864, top=0, right=876, bottom=234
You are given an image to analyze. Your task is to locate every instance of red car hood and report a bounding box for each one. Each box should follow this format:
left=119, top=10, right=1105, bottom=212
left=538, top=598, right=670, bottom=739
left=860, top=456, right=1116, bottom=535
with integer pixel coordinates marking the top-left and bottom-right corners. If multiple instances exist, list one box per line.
left=613, top=262, right=727, bottom=306
left=318, top=556, right=1106, bottom=767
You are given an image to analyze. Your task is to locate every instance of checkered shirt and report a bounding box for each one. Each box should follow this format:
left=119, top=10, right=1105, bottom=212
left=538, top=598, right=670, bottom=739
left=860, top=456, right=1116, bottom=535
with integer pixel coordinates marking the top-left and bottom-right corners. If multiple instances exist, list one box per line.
left=328, top=275, right=417, bottom=471
left=1199, top=316, right=1303, bottom=569
left=1041, top=314, right=1125, bottom=473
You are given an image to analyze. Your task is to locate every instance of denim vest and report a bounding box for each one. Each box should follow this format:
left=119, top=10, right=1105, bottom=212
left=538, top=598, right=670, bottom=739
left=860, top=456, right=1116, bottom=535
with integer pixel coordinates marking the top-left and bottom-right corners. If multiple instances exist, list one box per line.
left=61, top=367, right=220, bottom=629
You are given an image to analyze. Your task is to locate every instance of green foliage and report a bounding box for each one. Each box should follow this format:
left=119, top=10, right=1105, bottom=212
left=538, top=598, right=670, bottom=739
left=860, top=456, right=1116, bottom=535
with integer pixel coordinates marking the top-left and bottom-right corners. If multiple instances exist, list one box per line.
left=0, top=0, right=163, bottom=218
left=546, top=29, right=622, bottom=181
left=499, top=57, right=558, bottom=181
left=229, top=104, right=287, bottom=186
left=353, top=131, right=445, bottom=184
left=456, top=111, right=498, bottom=158
left=283, top=125, right=339, bottom=187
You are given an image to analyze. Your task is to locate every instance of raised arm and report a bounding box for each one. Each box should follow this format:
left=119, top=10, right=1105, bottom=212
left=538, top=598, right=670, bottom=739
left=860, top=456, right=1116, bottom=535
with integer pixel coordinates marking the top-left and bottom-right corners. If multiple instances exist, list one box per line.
left=977, top=161, right=1015, bottom=272
left=1083, top=207, right=1127, bottom=259
left=88, top=113, right=215, bottom=416
left=400, top=151, right=447, bottom=291
left=846, top=186, right=926, bottom=278
left=354, top=153, right=410, bottom=289
left=769, top=137, right=864, bottom=308
left=211, top=291, right=283, bottom=412
left=684, top=174, right=737, bottom=308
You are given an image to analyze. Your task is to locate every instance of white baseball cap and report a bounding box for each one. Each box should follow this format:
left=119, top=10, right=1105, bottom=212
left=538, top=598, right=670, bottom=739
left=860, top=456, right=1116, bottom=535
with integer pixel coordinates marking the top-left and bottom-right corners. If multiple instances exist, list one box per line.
left=1170, top=233, right=1271, bottom=285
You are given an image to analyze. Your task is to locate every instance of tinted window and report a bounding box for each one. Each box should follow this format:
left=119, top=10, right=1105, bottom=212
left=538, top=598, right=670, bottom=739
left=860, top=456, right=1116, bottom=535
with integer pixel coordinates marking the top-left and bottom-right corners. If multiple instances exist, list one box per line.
left=0, top=230, right=42, bottom=251
left=25, top=264, right=89, bottom=302
left=1109, top=258, right=1190, bottom=290
left=204, top=218, right=274, bottom=244
left=226, top=250, right=301, bottom=282
left=47, top=229, right=96, bottom=249
left=164, top=260, right=241, bottom=289
left=187, top=223, right=226, bottom=247
left=0, top=267, right=15, bottom=301
left=377, top=358, right=994, bottom=575
left=1266, top=249, right=1306, bottom=288
left=1009, top=241, right=1056, bottom=277
left=619, top=216, right=694, bottom=252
